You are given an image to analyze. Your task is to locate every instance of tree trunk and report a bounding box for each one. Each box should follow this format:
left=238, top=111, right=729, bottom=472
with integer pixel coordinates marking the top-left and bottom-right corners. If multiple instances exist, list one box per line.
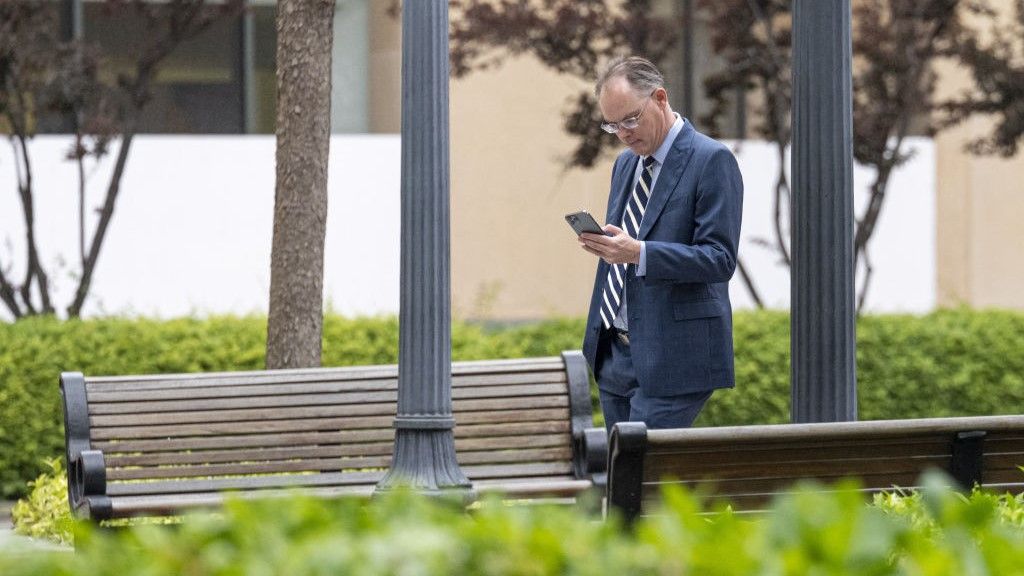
left=266, top=0, right=335, bottom=369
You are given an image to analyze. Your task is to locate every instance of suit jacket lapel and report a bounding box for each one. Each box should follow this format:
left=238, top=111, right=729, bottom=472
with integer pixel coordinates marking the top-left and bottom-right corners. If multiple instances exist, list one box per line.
left=638, top=121, right=696, bottom=240
left=607, top=155, right=640, bottom=227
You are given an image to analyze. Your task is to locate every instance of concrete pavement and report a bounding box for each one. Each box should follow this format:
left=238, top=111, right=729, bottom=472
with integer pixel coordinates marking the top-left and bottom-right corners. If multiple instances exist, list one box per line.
left=1, top=500, right=12, bottom=531
left=0, top=500, right=70, bottom=552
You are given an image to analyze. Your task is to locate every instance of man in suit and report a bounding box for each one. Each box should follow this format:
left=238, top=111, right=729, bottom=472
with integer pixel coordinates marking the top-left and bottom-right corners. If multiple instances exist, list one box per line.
left=579, top=56, right=743, bottom=431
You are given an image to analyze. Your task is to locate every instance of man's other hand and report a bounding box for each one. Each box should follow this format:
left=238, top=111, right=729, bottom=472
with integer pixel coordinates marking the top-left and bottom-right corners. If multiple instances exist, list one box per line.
left=579, top=224, right=641, bottom=265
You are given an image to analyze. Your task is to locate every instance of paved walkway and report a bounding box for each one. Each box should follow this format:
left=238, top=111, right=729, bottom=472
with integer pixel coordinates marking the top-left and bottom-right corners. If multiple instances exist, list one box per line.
left=1, top=500, right=12, bottom=531
left=0, top=500, right=69, bottom=552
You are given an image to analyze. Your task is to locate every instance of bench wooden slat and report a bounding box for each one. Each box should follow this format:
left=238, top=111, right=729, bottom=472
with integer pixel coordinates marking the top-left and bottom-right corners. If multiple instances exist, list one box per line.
left=85, top=358, right=566, bottom=391
left=86, top=379, right=559, bottom=414
left=109, top=474, right=589, bottom=514
left=91, top=420, right=572, bottom=454
left=644, top=469, right=945, bottom=496
left=107, top=476, right=592, bottom=517
left=984, top=469, right=1024, bottom=485
left=89, top=393, right=569, bottom=427
left=108, top=471, right=385, bottom=496
left=105, top=447, right=575, bottom=481
left=107, top=462, right=575, bottom=497
left=107, top=458, right=390, bottom=481
left=645, top=438, right=953, bottom=466
left=640, top=485, right=922, bottom=514
left=105, top=434, right=571, bottom=468
left=639, top=466, right=1024, bottom=508
left=109, top=487, right=372, bottom=517
left=90, top=407, right=572, bottom=440
left=86, top=374, right=567, bottom=403
left=644, top=415, right=1024, bottom=447
left=982, top=460, right=1024, bottom=475
left=645, top=455, right=952, bottom=484
left=642, top=479, right=1024, bottom=514
left=88, top=367, right=400, bottom=388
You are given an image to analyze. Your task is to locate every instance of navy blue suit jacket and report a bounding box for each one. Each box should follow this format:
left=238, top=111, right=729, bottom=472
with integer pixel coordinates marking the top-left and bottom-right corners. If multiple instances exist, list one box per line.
left=582, top=121, right=744, bottom=397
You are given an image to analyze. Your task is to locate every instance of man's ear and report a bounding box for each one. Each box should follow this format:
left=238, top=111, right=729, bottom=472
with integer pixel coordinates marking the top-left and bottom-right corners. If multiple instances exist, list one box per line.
left=654, top=87, right=669, bottom=106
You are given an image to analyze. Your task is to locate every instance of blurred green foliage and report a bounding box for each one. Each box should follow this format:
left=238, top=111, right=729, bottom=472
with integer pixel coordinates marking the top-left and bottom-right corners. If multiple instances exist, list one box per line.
left=3, top=475, right=1024, bottom=575
left=2, top=309, right=1024, bottom=499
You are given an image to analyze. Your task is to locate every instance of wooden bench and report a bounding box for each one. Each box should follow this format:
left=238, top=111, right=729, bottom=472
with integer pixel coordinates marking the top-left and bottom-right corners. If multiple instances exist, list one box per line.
left=60, top=351, right=601, bottom=520
left=606, top=415, right=1024, bottom=522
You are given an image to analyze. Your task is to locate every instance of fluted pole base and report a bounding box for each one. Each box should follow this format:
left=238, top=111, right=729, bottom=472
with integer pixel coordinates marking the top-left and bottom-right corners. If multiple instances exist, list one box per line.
left=376, top=428, right=474, bottom=498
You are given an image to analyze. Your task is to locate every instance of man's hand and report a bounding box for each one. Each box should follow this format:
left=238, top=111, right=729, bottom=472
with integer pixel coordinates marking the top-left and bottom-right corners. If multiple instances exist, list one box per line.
left=579, top=224, right=641, bottom=265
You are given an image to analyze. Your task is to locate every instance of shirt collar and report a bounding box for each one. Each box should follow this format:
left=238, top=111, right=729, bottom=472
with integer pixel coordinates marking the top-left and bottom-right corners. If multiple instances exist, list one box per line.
left=648, top=113, right=684, bottom=167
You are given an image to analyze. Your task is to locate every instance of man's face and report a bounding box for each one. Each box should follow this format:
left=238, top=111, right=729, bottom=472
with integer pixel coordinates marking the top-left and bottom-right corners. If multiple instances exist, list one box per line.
left=598, top=76, right=670, bottom=157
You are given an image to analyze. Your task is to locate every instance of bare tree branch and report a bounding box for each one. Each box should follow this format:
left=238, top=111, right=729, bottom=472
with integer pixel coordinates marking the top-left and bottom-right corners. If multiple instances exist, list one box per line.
left=771, top=146, right=791, bottom=267
left=0, top=257, right=22, bottom=319
left=736, top=256, right=765, bottom=309
left=856, top=245, right=874, bottom=314
left=76, top=134, right=87, bottom=268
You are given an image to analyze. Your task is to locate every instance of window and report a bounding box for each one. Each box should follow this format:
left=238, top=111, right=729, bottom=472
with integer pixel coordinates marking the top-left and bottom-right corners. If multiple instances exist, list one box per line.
left=84, top=3, right=244, bottom=134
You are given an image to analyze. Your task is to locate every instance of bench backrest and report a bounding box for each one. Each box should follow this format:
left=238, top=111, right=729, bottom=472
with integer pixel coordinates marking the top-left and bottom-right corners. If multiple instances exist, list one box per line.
left=607, top=416, right=1024, bottom=521
left=61, top=351, right=593, bottom=519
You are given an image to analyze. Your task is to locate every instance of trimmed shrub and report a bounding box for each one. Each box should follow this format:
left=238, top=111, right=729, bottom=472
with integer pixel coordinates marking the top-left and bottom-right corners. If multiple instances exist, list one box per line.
left=2, top=309, right=1024, bottom=498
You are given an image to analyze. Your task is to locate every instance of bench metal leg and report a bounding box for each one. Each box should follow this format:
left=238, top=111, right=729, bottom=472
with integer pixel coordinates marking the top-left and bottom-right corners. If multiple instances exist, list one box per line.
left=951, top=430, right=986, bottom=490
left=607, top=422, right=648, bottom=525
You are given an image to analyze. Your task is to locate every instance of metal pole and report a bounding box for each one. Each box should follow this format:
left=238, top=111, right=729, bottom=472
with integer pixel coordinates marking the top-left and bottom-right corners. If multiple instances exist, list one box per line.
left=790, top=0, right=857, bottom=423
left=239, top=1, right=256, bottom=134
left=59, top=0, right=84, bottom=134
left=680, top=0, right=694, bottom=116
left=375, top=0, right=473, bottom=497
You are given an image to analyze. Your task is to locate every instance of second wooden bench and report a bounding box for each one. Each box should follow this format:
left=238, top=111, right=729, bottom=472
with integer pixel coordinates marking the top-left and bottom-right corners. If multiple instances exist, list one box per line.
left=606, top=415, right=1024, bottom=522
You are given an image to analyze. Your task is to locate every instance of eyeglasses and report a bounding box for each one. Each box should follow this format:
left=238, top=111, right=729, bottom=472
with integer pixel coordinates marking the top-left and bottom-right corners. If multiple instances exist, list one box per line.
left=600, top=93, right=653, bottom=134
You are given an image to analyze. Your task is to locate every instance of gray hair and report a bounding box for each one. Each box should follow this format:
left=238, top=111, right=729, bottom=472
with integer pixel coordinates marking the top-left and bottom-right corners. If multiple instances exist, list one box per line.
left=594, top=56, right=665, bottom=99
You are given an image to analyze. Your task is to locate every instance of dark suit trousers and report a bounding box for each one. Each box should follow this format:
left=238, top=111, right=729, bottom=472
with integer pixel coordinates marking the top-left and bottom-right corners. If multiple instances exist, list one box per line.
left=596, top=333, right=713, bottom=433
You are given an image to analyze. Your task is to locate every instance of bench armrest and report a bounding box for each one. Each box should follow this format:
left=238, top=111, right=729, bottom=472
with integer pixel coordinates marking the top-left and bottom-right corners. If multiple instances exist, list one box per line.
left=68, top=450, right=111, bottom=519
left=575, top=427, right=608, bottom=490
left=562, top=350, right=607, bottom=485
left=607, top=422, right=649, bottom=525
left=60, top=371, right=112, bottom=520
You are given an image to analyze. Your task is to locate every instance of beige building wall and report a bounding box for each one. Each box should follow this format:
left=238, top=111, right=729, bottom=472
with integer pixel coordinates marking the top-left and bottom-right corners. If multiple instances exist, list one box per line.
left=936, top=120, right=1024, bottom=308
left=369, top=1, right=1024, bottom=318
left=368, top=9, right=616, bottom=321
left=449, top=58, right=616, bottom=320
left=935, top=0, right=1024, bottom=309
left=367, top=2, right=400, bottom=133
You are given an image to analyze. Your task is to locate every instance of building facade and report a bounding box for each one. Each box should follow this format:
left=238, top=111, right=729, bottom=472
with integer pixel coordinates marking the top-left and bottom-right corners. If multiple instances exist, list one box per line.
left=1, top=0, right=1020, bottom=320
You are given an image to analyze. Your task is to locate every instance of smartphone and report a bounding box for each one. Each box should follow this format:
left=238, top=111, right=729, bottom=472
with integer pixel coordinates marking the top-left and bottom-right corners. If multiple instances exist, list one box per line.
left=565, top=211, right=608, bottom=236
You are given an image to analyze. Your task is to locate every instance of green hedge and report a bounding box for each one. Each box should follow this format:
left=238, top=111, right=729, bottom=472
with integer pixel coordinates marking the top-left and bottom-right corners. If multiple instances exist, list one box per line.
left=3, top=476, right=1024, bottom=574
left=2, top=309, right=1024, bottom=499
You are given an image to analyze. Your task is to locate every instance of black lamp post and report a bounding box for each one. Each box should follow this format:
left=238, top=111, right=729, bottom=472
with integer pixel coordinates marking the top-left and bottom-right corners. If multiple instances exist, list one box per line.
left=375, top=0, right=474, bottom=497
left=790, top=0, right=858, bottom=423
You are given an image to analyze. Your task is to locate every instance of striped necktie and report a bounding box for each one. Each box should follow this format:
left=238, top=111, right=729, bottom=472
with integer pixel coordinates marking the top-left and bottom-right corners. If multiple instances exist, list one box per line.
left=600, top=155, right=657, bottom=330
